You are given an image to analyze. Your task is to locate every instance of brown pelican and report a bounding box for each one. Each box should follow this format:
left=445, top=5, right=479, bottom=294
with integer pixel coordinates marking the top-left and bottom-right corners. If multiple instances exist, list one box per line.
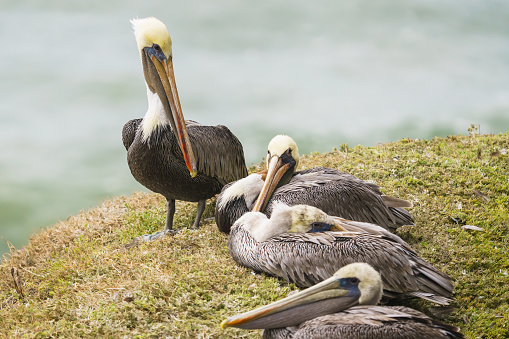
left=228, top=203, right=453, bottom=305
left=222, top=263, right=463, bottom=338
left=123, top=17, right=247, bottom=240
left=215, top=135, right=413, bottom=234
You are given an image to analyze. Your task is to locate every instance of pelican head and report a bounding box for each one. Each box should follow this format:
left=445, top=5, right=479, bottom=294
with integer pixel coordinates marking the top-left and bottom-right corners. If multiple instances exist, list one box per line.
left=131, top=17, right=197, bottom=177
left=221, top=262, right=383, bottom=330
left=237, top=203, right=345, bottom=242
left=285, top=204, right=346, bottom=233
left=267, top=135, right=300, bottom=169
left=252, top=135, right=300, bottom=212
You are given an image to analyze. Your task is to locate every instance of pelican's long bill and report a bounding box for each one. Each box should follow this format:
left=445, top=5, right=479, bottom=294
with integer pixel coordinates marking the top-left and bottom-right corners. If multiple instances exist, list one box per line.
left=148, top=52, right=197, bottom=177
left=251, top=155, right=291, bottom=212
left=221, top=273, right=360, bottom=330
left=251, top=135, right=299, bottom=212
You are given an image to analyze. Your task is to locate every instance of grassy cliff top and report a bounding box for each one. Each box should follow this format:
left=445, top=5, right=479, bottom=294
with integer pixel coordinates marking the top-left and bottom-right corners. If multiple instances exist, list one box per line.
left=1, top=133, right=508, bottom=338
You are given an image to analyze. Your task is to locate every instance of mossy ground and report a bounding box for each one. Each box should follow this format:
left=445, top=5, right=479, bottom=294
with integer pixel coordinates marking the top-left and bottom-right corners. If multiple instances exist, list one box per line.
left=1, top=133, right=508, bottom=338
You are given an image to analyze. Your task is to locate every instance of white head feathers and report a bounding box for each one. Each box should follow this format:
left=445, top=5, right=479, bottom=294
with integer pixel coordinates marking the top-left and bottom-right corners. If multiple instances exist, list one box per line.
left=131, top=17, right=172, bottom=58
left=267, top=135, right=300, bottom=168
left=334, top=263, right=383, bottom=305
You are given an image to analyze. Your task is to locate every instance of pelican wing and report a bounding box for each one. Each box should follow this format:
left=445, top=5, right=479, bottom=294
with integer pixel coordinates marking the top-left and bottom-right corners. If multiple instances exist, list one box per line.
left=187, top=123, right=248, bottom=185
left=265, top=167, right=414, bottom=231
left=215, top=181, right=249, bottom=233
left=274, top=167, right=384, bottom=195
left=331, top=217, right=413, bottom=248
left=248, top=231, right=453, bottom=304
left=321, top=305, right=439, bottom=326
left=122, top=118, right=143, bottom=151
left=267, top=305, right=464, bottom=339
left=259, top=232, right=415, bottom=292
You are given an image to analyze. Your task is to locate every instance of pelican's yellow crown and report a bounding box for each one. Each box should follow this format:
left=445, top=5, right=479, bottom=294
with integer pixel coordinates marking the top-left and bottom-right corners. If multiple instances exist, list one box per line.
left=131, top=17, right=172, bottom=58
left=267, top=134, right=300, bottom=167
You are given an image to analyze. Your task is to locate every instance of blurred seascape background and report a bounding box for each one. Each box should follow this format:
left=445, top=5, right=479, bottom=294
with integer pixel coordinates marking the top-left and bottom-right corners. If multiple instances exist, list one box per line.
left=1, top=0, right=509, bottom=257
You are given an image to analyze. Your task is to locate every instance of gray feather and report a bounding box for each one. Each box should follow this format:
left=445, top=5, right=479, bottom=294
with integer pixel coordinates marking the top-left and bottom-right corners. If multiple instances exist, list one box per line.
left=263, top=305, right=463, bottom=338
left=228, top=225, right=453, bottom=305
left=216, top=167, right=414, bottom=233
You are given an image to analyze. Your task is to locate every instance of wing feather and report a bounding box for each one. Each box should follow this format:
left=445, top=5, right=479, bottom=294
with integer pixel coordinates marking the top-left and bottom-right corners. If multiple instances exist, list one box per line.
left=187, top=123, right=248, bottom=185
left=230, top=227, right=453, bottom=304
left=122, top=118, right=142, bottom=150
left=264, top=167, right=414, bottom=231
left=289, top=306, right=464, bottom=339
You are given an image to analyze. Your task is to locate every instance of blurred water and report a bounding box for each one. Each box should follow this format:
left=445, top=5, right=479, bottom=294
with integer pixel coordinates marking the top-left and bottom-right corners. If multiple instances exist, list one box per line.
left=1, top=0, right=508, bottom=258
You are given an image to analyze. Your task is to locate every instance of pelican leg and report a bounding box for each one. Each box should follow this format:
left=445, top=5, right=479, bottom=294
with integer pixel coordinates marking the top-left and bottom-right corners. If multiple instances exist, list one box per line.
left=128, top=198, right=178, bottom=244
left=193, top=200, right=206, bottom=229
left=165, top=199, right=176, bottom=231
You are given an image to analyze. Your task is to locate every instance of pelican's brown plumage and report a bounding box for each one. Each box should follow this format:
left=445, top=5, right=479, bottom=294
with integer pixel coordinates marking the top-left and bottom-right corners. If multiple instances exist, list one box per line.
left=215, top=135, right=413, bottom=234
left=123, top=18, right=247, bottom=240
left=222, top=263, right=463, bottom=339
left=228, top=203, right=454, bottom=305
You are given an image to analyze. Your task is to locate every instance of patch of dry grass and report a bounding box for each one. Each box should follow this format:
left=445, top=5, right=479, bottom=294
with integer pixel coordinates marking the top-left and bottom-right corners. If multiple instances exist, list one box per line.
left=1, top=133, right=508, bottom=338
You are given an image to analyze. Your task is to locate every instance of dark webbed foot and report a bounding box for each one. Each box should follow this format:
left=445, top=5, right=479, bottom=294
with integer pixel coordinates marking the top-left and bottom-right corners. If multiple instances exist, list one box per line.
left=126, top=199, right=206, bottom=247
left=125, top=229, right=181, bottom=248
left=138, top=229, right=181, bottom=241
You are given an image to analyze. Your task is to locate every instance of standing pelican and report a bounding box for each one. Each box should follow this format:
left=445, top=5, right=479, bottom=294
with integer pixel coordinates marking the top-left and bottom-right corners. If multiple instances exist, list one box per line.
left=215, top=135, right=413, bottom=233
left=228, top=203, right=453, bottom=305
left=123, top=17, right=247, bottom=239
left=222, top=263, right=463, bottom=338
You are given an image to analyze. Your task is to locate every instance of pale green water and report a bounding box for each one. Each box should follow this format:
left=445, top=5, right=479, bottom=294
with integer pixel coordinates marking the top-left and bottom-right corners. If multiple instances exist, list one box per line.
left=1, top=0, right=508, bottom=258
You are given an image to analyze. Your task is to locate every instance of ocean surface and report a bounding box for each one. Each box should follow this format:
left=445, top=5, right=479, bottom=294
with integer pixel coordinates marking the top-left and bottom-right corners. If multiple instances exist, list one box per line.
left=1, top=0, right=508, bottom=257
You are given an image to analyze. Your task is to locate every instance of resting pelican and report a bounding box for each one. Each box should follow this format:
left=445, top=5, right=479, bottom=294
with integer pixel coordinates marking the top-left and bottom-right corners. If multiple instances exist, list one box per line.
left=228, top=203, right=453, bottom=305
left=222, top=263, right=463, bottom=338
left=123, top=17, right=247, bottom=239
left=215, top=135, right=413, bottom=233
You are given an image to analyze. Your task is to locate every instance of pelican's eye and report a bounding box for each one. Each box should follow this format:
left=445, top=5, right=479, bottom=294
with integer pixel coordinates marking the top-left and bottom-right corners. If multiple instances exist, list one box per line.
left=153, top=43, right=162, bottom=52
left=309, top=222, right=332, bottom=232
left=349, top=277, right=360, bottom=285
